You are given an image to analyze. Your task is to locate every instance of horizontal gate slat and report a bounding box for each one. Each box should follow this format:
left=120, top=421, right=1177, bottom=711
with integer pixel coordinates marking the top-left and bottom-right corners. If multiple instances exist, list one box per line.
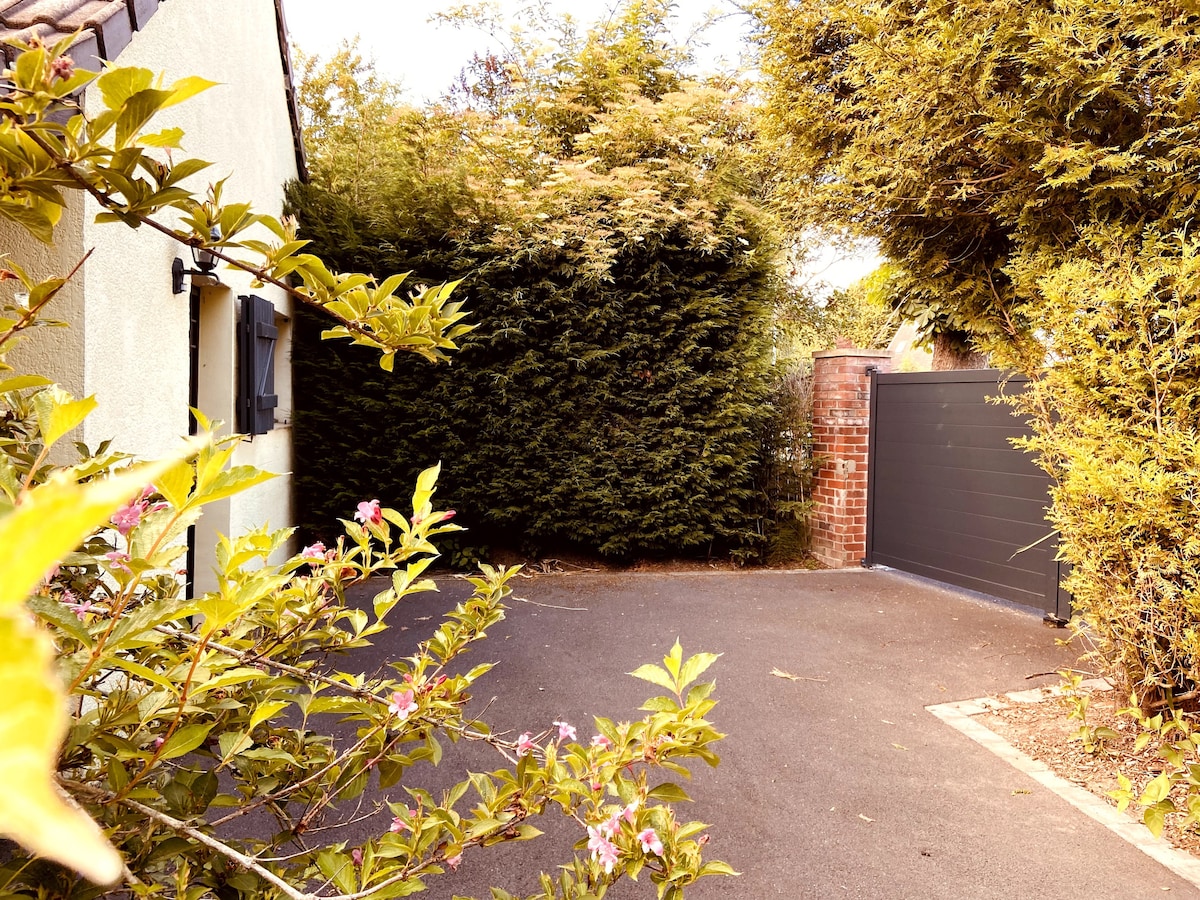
left=872, top=503, right=1052, bottom=553
left=873, top=457, right=1050, bottom=501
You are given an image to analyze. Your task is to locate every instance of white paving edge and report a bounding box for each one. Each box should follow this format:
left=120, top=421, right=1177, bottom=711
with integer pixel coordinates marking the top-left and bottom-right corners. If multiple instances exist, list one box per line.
left=927, top=697, right=1200, bottom=890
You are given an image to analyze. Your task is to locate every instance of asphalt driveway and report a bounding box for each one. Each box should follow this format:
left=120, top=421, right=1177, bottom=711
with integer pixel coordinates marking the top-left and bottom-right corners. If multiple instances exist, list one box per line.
left=333, top=567, right=1195, bottom=899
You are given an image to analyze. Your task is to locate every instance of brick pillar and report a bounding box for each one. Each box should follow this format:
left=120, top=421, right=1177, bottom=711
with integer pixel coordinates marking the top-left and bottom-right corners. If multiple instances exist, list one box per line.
left=810, top=349, right=892, bottom=568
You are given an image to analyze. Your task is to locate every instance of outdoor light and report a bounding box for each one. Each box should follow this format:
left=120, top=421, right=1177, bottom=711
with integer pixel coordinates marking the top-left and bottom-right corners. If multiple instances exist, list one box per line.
left=171, top=229, right=222, bottom=294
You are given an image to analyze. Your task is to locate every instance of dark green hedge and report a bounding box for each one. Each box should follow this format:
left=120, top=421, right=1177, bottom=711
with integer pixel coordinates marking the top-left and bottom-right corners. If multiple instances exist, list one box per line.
left=287, top=183, right=778, bottom=560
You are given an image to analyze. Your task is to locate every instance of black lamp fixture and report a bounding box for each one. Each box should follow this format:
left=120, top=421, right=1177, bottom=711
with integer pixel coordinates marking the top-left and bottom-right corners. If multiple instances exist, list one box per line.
left=171, top=228, right=221, bottom=294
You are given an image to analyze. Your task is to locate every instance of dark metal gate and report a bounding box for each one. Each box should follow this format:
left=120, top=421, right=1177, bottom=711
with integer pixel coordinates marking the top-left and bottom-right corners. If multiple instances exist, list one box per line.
left=866, top=370, right=1070, bottom=619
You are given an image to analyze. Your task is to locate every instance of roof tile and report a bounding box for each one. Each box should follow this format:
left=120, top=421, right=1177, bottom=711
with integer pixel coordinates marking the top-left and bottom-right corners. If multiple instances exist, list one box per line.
left=0, top=0, right=159, bottom=66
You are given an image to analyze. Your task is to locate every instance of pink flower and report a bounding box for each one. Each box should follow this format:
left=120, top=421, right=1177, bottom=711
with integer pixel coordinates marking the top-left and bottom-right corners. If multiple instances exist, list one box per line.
left=66, top=598, right=94, bottom=620
left=389, top=809, right=416, bottom=833
left=621, top=799, right=639, bottom=823
left=388, top=690, right=417, bottom=720
left=354, top=499, right=382, bottom=526
left=591, top=734, right=613, bottom=749
left=446, top=852, right=463, bottom=871
left=587, top=825, right=620, bottom=873
left=516, top=732, right=537, bottom=756
left=111, top=499, right=144, bottom=536
left=104, top=551, right=132, bottom=573
left=300, top=541, right=326, bottom=558
left=350, top=848, right=363, bottom=867
left=49, top=55, right=74, bottom=81
left=601, top=812, right=621, bottom=837
left=554, top=720, right=576, bottom=742
left=637, top=827, right=664, bottom=856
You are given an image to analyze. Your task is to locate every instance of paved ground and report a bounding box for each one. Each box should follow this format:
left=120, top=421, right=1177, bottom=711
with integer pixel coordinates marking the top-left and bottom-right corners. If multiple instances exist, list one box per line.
left=331, top=567, right=1197, bottom=899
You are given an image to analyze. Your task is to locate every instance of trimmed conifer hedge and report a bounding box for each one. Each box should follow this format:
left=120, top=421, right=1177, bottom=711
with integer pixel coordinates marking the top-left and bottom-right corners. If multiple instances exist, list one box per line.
left=287, top=182, right=780, bottom=560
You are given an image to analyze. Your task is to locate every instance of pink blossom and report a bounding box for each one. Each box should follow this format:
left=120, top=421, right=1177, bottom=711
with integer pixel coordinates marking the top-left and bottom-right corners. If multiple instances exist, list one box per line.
left=388, top=689, right=417, bottom=720
left=49, top=55, right=74, bottom=81
left=65, top=597, right=94, bottom=620
left=153, top=736, right=165, bottom=749
left=111, top=499, right=144, bottom=536
left=621, top=799, right=639, bottom=823
left=390, top=809, right=416, bottom=833
left=446, top=852, right=463, bottom=871
left=554, top=720, right=576, bottom=742
left=300, top=541, right=326, bottom=558
left=354, top=499, right=382, bottom=526
left=350, top=848, right=363, bottom=867
left=516, top=732, right=537, bottom=756
left=591, top=734, right=613, bottom=749
left=104, top=550, right=132, bottom=573
left=587, top=825, right=620, bottom=873
left=601, top=812, right=621, bottom=837
left=637, top=827, right=664, bottom=856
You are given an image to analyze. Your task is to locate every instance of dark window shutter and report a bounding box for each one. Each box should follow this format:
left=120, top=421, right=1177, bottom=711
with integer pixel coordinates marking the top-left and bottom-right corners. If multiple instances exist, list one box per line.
left=238, top=294, right=278, bottom=436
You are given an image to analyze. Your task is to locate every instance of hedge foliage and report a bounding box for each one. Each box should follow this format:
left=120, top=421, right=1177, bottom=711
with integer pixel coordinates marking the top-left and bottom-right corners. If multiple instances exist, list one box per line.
left=288, top=179, right=777, bottom=559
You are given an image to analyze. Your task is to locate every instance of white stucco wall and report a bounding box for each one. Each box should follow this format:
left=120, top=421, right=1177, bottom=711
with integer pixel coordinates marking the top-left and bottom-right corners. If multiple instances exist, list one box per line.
left=1, top=1, right=302, bottom=592
left=1, top=192, right=88, bottom=406
left=80, top=0, right=300, bottom=590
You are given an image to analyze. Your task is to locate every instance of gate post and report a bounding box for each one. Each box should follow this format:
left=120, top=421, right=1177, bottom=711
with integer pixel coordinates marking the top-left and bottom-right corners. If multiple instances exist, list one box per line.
left=810, top=348, right=892, bottom=568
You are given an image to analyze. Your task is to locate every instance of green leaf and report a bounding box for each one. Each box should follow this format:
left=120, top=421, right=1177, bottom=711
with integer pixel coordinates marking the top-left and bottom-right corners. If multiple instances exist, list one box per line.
left=1139, top=772, right=1172, bottom=806
left=646, top=782, right=692, bottom=803
left=115, top=88, right=174, bottom=148
left=628, top=664, right=675, bottom=693
left=697, top=860, right=739, bottom=877
left=159, top=723, right=214, bottom=760
left=248, top=700, right=291, bottom=731
left=412, top=462, right=441, bottom=518
left=97, top=66, right=154, bottom=110
left=162, top=76, right=219, bottom=109
left=33, top=386, right=97, bottom=450
left=137, top=127, right=185, bottom=148
left=0, top=375, right=52, bottom=394
left=663, top=640, right=683, bottom=680
left=1143, top=802, right=1170, bottom=839
left=0, top=613, right=123, bottom=884
left=679, top=652, right=721, bottom=690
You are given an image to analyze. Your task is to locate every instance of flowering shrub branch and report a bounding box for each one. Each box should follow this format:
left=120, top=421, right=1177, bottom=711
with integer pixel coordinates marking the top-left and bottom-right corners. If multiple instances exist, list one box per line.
left=0, top=37, right=732, bottom=900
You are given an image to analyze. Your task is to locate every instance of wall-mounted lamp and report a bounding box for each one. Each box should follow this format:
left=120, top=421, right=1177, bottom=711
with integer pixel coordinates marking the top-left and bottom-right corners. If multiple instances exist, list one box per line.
left=171, top=230, right=222, bottom=294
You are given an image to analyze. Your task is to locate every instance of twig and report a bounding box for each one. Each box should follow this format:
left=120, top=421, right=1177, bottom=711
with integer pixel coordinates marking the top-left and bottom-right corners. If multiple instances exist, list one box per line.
left=507, top=594, right=589, bottom=611
left=64, top=782, right=309, bottom=900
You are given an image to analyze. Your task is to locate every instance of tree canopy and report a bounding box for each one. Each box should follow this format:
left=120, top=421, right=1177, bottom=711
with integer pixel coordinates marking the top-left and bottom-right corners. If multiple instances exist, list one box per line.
left=757, top=0, right=1200, bottom=363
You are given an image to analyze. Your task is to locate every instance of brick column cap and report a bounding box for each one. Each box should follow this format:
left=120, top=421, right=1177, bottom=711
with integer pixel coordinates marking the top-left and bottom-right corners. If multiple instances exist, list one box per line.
left=812, top=349, right=894, bottom=360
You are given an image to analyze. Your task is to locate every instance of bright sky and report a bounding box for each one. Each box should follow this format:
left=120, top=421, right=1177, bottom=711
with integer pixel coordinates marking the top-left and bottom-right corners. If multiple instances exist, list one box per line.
left=280, top=0, right=758, bottom=105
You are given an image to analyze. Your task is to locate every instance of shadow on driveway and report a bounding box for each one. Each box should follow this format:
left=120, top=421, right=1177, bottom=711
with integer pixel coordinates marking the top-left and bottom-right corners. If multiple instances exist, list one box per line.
left=329, top=567, right=1190, bottom=899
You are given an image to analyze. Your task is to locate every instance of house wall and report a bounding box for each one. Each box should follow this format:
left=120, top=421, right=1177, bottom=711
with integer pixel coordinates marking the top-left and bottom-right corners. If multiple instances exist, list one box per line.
left=2, top=192, right=88, bottom=406
left=5, top=0, right=300, bottom=593
left=82, top=0, right=300, bottom=591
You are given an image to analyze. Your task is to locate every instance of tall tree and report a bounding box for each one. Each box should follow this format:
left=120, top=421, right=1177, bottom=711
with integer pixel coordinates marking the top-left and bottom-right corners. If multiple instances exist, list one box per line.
left=756, top=0, right=1200, bottom=367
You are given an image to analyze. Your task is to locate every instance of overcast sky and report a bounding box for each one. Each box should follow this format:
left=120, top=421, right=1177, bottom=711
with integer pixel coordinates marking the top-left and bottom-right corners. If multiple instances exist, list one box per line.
left=280, top=0, right=758, bottom=104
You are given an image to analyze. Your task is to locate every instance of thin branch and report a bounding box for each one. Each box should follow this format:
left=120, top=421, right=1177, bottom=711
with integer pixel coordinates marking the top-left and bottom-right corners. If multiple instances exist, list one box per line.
left=0, top=248, right=92, bottom=352
left=20, top=131, right=394, bottom=349
left=64, top=782, right=310, bottom=900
